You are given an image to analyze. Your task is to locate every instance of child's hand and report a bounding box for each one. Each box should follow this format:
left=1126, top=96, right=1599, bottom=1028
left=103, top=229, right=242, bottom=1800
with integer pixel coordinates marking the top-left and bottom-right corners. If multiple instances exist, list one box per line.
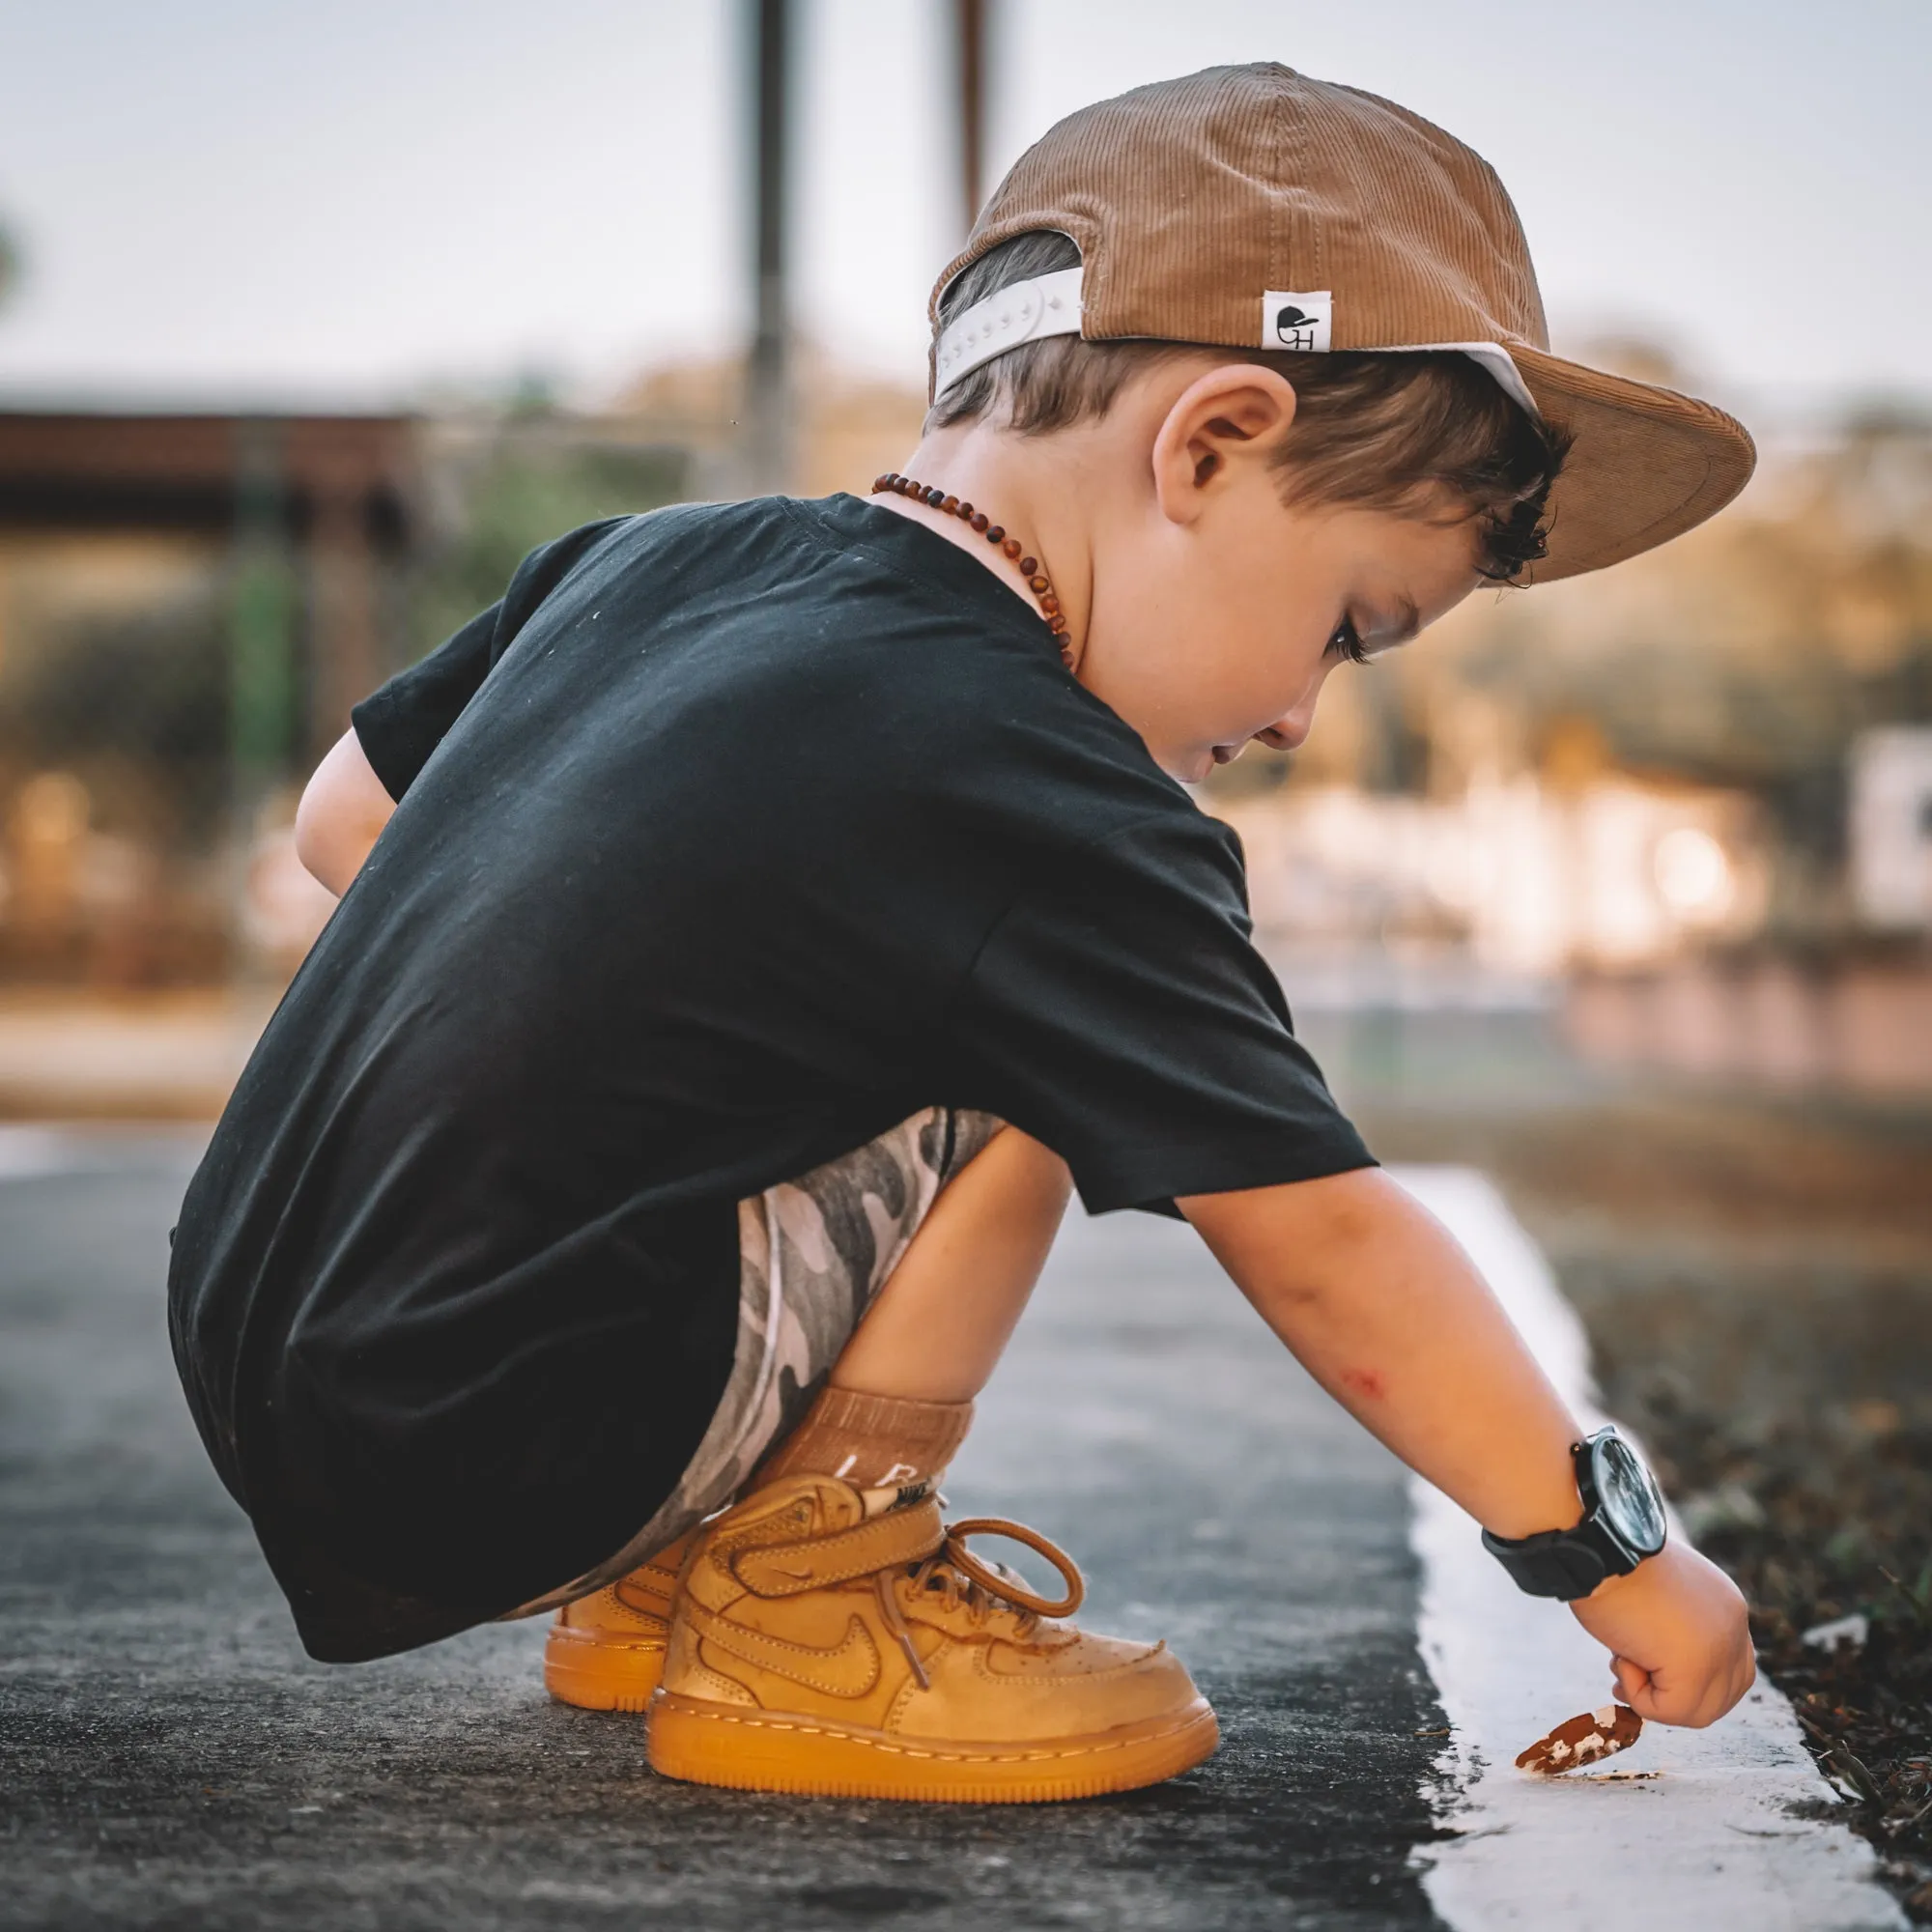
left=1567, top=1542, right=1755, bottom=1727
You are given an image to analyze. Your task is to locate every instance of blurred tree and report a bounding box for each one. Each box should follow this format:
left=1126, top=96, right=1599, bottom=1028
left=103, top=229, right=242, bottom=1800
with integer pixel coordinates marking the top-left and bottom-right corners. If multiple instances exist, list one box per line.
left=1409, top=409, right=1932, bottom=943
left=0, top=588, right=230, bottom=846
left=407, top=428, right=690, bottom=663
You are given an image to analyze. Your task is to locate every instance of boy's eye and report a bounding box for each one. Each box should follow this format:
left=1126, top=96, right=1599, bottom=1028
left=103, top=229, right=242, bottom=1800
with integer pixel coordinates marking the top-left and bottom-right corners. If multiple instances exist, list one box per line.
left=1326, top=617, right=1371, bottom=666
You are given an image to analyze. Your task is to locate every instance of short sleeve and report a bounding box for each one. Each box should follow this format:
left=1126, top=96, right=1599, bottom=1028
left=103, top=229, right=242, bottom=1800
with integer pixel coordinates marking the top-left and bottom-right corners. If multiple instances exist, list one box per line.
left=945, top=810, right=1374, bottom=1215
left=351, top=517, right=631, bottom=803
left=353, top=603, right=499, bottom=802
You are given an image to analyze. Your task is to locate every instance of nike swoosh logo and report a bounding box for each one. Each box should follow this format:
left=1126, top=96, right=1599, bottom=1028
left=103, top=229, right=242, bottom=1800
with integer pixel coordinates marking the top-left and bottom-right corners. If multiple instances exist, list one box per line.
left=689, top=1606, right=882, bottom=1699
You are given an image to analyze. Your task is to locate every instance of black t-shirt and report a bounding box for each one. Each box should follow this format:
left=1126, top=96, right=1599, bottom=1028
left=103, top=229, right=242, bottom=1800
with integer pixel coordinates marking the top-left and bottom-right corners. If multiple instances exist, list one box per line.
left=167, top=495, right=1372, bottom=1662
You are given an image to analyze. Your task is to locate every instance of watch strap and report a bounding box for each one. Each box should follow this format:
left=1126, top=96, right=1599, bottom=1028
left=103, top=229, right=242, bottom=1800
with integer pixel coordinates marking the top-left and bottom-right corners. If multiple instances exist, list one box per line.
left=1481, top=1521, right=1616, bottom=1601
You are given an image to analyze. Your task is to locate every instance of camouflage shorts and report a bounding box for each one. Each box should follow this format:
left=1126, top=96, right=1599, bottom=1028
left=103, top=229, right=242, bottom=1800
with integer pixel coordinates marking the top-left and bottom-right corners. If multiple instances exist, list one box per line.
left=516, top=1106, right=1005, bottom=1612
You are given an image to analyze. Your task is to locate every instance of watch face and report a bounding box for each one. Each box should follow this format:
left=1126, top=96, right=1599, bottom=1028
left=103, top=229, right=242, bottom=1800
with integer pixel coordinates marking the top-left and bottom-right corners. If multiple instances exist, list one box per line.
left=1592, top=1434, right=1667, bottom=1556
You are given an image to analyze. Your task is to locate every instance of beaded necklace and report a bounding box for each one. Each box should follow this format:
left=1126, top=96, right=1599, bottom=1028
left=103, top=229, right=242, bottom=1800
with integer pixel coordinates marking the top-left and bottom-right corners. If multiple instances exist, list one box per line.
left=870, top=471, right=1073, bottom=668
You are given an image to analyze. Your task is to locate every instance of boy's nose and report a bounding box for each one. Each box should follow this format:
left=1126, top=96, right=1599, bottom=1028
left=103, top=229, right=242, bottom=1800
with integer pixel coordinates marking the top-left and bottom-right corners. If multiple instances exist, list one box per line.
left=1255, top=663, right=1335, bottom=753
left=1255, top=705, right=1315, bottom=753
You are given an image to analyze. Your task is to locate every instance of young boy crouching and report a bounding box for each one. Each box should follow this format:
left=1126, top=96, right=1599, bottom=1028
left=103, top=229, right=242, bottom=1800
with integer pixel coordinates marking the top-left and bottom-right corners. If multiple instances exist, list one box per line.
left=169, top=63, right=1757, bottom=1804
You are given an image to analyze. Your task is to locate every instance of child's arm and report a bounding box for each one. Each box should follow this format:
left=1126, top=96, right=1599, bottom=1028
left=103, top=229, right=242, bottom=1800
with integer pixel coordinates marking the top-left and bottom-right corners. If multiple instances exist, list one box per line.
left=294, top=728, right=396, bottom=897
left=1180, top=1167, right=1754, bottom=1728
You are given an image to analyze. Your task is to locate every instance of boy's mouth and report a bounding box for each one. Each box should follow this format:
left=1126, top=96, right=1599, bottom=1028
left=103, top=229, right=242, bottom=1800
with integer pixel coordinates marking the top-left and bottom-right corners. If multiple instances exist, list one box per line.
left=1210, top=744, right=1239, bottom=766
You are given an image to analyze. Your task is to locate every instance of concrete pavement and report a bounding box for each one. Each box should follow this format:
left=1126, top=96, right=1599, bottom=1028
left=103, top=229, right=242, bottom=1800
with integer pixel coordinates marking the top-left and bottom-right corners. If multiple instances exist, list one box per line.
left=2, top=1132, right=1900, bottom=1929
left=0, top=1133, right=1442, bottom=1931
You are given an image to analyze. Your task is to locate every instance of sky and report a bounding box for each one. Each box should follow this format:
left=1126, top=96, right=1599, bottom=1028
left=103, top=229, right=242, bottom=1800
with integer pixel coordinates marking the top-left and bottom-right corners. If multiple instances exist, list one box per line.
left=0, top=0, right=1926, bottom=426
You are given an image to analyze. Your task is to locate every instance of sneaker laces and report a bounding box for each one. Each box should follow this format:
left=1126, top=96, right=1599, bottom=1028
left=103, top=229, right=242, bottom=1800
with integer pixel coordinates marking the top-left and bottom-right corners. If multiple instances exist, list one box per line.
left=874, top=1516, right=1085, bottom=1691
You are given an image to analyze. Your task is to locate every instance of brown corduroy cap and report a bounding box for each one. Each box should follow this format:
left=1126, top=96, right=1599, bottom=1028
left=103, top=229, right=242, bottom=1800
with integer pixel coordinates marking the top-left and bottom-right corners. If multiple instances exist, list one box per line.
left=928, top=64, right=1754, bottom=582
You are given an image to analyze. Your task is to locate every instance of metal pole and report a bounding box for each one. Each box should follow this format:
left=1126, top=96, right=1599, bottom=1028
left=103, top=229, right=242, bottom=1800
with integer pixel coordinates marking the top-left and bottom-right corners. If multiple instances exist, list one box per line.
left=745, top=0, right=791, bottom=494
left=955, top=0, right=988, bottom=242
left=228, top=419, right=295, bottom=976
left=229, top=423, right=295, bottom=795
left=309, top=482, right=379, bottom=761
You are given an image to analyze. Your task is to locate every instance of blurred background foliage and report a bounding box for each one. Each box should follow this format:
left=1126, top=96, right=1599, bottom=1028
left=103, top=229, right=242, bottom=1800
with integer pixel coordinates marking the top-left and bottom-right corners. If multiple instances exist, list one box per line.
left=405, top=413, right=691, bottom=660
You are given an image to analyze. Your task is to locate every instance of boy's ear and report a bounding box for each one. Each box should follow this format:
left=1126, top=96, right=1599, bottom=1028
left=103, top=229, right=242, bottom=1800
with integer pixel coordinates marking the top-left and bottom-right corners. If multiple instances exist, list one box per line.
left=1151, top=364, right=1299, bottom=526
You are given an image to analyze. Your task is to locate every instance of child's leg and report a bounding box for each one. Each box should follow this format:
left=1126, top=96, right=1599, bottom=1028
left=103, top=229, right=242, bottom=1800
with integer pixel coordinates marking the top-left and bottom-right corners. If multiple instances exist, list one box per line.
left=754, top=1124, right=1070, bottom=1488
left=545, top=1121, right=1067, bottom=1704
left=822, top=1124, right=1071, bottom=1402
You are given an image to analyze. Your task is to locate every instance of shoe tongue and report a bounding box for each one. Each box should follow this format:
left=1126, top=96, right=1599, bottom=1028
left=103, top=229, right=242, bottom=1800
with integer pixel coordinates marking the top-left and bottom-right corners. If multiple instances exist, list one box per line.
left=860, top=1476, right=934, bottom=1520
left=741, top=1472, right=933, bottom=1540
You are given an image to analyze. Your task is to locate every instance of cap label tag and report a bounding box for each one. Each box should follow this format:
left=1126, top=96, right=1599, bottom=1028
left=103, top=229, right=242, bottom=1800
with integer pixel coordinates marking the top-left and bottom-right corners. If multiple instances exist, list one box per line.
left=1263, top=291, right=1333, bottom=353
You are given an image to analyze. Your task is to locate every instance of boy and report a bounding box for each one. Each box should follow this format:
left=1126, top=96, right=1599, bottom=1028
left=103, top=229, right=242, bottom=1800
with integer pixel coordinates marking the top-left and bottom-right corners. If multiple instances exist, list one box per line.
left=170, top=64, right=1757, bottom=1804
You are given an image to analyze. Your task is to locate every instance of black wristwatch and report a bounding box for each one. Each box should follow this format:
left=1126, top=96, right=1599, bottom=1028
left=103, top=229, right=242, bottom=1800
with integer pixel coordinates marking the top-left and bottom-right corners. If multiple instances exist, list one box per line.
left=1483, top=1427, right=1668, bottom=1601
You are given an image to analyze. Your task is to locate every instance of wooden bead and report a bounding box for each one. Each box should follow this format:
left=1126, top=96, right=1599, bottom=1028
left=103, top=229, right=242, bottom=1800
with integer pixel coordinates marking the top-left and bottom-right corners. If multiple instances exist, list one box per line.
left=874, top=480, right=1065, bottom=641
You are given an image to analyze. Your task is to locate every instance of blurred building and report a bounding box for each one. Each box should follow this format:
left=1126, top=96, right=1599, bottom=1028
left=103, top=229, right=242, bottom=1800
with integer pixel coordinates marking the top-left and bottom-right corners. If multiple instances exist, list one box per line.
left=0, top=362, right=919, bottom=991
left=0, top=411, right=420, bottom=983
left=1222, top=774, right=1764, bottom=977
left=1851, top=726, right=1932, bottom=931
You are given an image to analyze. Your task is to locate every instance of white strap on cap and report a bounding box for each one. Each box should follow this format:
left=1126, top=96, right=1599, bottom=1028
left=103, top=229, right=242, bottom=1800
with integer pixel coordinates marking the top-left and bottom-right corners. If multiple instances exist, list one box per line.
left=932, top=269, right=1540, bottom=420
left=932, top=267, right=1084, bottom=396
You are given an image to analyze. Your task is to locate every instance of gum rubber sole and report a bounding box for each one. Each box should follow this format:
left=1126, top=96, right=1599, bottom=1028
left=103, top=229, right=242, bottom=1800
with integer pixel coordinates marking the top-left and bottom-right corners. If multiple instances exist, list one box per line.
left=543, top=1631, right=668, bottom=1713
left=645, top=1691, right=1220, bottom=1803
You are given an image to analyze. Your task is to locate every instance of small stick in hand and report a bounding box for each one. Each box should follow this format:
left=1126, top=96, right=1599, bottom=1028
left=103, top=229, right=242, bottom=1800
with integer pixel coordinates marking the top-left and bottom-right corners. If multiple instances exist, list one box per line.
left=1517, top=1703, right=1643, bottom=1775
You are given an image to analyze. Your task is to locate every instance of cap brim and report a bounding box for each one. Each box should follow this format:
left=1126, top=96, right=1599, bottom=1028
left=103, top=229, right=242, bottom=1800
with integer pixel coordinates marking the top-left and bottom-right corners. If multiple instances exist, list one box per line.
left=1508, top=345, right=1756, bottom=582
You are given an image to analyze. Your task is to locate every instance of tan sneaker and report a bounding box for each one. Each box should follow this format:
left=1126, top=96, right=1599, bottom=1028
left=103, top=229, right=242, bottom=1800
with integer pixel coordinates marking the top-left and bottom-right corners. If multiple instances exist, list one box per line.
left=646, top=1474, right=1217, bottom=1802
left=543, top=1533, right=692, bottom=1712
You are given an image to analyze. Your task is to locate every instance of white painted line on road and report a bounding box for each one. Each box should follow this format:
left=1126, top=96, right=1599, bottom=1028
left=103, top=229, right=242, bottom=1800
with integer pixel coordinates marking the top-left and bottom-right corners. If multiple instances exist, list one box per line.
left=1390, top=1165, right=1904, bottom=1932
